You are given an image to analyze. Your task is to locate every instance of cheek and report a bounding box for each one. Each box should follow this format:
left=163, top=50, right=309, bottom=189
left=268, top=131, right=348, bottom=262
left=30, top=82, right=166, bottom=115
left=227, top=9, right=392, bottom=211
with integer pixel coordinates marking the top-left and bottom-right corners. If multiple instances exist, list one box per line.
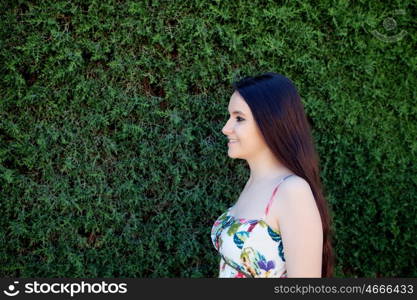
left=235, top=125, right=257, bottom=143
left=248, top=128, right=266, bottom=146
left=234, top=125, right=246, bottom=140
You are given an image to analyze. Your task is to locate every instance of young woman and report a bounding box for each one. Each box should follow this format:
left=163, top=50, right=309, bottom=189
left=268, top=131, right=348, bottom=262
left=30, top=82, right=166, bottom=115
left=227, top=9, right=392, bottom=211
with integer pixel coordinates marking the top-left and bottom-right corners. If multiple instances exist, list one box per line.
left=211, top=72, right=335, bottom=278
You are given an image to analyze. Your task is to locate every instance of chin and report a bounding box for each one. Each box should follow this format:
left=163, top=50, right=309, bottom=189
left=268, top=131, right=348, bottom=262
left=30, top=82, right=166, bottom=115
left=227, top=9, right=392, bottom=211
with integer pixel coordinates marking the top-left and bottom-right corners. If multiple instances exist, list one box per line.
left=227, top=151, right=244, bottom=159
left=227, top=150, right=237, bottom=158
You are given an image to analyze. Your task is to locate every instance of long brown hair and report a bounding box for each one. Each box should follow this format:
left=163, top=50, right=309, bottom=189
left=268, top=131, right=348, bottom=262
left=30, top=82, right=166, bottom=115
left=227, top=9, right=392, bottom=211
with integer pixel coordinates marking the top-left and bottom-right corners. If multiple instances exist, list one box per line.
left=232, top=72, right=335, bottom=277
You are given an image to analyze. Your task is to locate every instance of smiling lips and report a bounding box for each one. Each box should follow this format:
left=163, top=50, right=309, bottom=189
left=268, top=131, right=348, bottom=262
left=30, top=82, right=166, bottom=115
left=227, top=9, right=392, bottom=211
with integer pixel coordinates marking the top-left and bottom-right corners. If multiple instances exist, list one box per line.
left=228, top=139, right=238, bottom=145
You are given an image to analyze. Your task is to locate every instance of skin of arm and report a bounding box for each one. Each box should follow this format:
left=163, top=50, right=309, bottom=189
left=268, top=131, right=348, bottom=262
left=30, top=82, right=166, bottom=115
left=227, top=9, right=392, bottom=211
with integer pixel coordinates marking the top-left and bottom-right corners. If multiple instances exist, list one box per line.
left=274, top=176, right=323, bottom=278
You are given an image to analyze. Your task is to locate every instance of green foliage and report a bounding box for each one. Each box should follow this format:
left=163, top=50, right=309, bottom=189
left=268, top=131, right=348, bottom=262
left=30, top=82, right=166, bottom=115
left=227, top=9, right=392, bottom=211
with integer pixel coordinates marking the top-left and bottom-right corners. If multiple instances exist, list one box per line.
left=0, top=0, right=416, bottom=277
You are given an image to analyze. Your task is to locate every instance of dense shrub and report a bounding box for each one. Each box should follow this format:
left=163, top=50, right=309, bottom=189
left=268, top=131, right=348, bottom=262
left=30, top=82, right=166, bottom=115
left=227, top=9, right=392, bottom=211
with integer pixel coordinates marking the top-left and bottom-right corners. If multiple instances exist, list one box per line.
left=1, top=0, right=416, bottom=277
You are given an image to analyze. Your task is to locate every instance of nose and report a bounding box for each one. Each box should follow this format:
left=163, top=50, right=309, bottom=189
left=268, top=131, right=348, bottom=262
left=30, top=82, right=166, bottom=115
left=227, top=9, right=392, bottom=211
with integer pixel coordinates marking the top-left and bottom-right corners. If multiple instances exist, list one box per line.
left=221, top=119, right=233, bottom=136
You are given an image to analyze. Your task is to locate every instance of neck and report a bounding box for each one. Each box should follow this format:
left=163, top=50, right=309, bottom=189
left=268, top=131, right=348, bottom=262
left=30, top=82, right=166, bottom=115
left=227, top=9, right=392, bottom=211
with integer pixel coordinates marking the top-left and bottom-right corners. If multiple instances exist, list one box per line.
left=246, top=149, right=293, bottom=186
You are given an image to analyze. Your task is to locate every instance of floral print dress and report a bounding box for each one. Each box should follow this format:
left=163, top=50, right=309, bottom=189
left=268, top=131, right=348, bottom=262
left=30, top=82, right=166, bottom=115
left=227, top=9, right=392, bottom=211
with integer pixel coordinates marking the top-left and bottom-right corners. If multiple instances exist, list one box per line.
left=210, top=174, right=294, bottom=278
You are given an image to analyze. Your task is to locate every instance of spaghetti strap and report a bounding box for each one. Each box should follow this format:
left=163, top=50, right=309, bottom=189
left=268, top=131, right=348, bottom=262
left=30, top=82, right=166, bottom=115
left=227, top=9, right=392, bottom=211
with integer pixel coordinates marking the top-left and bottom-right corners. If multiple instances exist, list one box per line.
left=263, top=174, right=295, bottom=218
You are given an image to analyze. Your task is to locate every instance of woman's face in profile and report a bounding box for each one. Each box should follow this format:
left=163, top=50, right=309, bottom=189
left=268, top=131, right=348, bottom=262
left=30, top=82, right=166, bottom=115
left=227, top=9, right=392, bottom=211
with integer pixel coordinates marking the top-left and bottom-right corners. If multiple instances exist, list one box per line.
left=221, top=91, right=267, bottom=159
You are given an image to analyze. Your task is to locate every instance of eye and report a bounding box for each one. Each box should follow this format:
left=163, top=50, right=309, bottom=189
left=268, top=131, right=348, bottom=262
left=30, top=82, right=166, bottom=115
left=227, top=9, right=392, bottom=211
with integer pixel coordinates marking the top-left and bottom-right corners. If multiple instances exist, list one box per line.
left=236, top=116, right=244, bottom=122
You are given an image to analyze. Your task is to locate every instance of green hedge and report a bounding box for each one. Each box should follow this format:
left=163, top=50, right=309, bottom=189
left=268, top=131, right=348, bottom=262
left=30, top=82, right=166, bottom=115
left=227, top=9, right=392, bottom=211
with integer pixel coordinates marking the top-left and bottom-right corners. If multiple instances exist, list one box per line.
left=1, top=0, right=416, bottom=277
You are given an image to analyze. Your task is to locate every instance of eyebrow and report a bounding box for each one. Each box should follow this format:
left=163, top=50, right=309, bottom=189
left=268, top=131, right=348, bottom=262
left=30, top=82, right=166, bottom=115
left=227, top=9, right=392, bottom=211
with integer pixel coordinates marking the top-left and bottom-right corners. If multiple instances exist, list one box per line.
left=228, top=110, right=246, bottom=116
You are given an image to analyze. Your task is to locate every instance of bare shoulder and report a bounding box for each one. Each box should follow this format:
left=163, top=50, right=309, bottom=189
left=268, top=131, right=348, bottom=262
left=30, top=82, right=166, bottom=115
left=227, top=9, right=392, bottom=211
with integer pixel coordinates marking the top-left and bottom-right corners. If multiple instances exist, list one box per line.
left=277, top=175, right=316, bottom=208
left=274, top=175, right=323, bottom=277
left=270, top=175, right=318, bottom=221
left=279, top=175, right=313, bottom=196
